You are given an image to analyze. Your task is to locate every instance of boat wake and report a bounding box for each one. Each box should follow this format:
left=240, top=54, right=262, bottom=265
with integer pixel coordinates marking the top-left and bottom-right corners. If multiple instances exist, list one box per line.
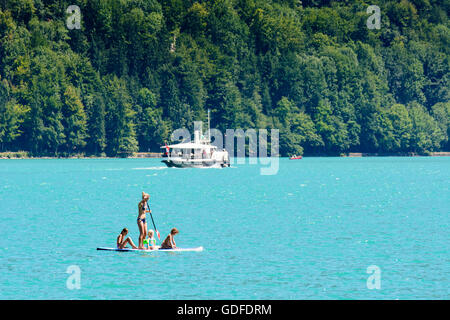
left=132, top=167, right=167, bottom=170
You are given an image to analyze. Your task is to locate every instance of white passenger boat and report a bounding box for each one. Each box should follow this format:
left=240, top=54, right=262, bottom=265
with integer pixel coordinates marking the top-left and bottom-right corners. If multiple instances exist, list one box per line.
left=161, top=112, right=230, bottom=168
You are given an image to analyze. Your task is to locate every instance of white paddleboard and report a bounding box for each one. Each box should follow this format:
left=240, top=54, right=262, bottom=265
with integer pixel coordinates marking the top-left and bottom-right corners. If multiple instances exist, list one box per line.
left=97, top=246, right=203, bottom=252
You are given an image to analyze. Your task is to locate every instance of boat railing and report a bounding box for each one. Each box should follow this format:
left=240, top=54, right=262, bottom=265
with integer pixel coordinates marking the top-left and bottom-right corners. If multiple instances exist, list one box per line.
left=170, top=149, right=213, bottom=160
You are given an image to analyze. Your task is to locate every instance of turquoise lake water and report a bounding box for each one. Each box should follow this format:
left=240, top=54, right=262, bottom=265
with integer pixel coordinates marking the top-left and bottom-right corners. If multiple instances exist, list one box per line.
left=0, top=157, right=448, bottom=299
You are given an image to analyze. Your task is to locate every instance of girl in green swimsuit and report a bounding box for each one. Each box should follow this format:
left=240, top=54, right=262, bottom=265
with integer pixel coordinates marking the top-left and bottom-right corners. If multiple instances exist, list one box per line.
left=143, top=229, right=157, bottom=250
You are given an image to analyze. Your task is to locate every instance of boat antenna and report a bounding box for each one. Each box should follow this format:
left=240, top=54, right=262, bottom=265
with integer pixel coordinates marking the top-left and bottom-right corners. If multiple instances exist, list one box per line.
left=208, top=109, right=211, bottom=143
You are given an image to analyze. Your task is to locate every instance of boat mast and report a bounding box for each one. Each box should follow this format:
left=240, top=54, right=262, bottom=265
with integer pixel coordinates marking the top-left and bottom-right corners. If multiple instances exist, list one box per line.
left=208, top=109, right=211, bottom=143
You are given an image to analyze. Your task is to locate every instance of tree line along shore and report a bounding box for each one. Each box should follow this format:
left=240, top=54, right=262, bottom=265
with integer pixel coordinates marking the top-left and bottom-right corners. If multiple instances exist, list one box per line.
left=0, top=0, right=449, bottom=157
left=1, top=151, right=450, bottom=159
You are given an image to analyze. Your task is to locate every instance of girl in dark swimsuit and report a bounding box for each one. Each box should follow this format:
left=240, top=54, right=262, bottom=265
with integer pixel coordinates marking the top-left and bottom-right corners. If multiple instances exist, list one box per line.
left=161, top=228, right=179, bottom=249
left=117, top=228, right=137, bottom=249
left=137, top=192, right=150, bottom=249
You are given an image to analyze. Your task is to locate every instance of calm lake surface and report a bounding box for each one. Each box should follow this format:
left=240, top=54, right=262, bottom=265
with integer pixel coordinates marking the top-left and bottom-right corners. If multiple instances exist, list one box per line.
left=0, top=157, right=448, bottom=299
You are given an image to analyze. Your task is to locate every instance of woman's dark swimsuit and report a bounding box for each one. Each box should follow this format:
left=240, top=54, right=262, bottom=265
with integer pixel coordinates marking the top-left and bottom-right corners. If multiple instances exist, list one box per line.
left=137, top=203, right=148, bottom=223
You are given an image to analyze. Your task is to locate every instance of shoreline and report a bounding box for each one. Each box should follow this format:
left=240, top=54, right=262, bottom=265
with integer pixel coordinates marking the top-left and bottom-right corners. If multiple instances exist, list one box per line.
left=1, top=152, right=450, bottom=159
left=341, top=152, right=450, bottom=157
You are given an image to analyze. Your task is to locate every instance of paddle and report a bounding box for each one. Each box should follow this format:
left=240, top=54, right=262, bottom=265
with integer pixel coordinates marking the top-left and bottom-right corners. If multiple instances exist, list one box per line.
left=146, top=202, right=161, bottom=240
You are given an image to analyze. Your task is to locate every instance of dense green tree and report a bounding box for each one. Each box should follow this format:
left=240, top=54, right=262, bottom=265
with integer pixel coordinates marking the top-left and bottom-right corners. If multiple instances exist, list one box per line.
left=135, top=87, right=170, bottom=151
left=431, top=102, right=450, bottom=150
left=385, top=103, right=413, bottom=152
left=62, top=85, right=87, bottom=153
left=0, top=98, right=30, bottom=151
left=313, top=99, right=351, bottom=153
left=2, top=0, right=35, bottom=24
left=83, top=92, right=106, bottom=155
left=104, top=75, right=138, bottom=156
left=408, top=102, right=444, bottom=153
left=0, top=0, right=448, bottom=156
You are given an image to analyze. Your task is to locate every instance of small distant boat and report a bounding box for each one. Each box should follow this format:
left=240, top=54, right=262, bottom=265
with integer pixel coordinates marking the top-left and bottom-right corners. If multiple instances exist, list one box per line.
left=289, top=155, right=302, bottom=160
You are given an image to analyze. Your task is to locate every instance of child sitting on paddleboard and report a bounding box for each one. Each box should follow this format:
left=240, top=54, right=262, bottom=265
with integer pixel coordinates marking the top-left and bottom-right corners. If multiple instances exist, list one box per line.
left=117, top=228, right=138, bottom=249
left=160, top=228, right=179, bottom=249
left=143, top=229, right=157, bottom=250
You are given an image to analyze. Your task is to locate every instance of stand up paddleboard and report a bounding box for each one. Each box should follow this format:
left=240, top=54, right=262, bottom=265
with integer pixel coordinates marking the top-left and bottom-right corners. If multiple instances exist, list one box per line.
left=97, top=246, right=203, bottom=252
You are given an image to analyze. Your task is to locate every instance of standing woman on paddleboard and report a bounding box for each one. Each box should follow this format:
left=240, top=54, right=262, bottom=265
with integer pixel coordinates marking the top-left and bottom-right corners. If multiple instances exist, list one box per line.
left=137, top=192, right=151, bottom=249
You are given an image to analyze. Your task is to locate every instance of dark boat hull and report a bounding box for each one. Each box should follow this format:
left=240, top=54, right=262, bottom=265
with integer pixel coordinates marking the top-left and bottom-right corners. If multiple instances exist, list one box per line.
left=162, top=159, right=229, bottom=168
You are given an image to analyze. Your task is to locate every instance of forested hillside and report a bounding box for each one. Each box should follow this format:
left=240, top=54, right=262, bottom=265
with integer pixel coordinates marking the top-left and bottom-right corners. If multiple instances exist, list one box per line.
left=0, top=0, right=449, bottom=156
